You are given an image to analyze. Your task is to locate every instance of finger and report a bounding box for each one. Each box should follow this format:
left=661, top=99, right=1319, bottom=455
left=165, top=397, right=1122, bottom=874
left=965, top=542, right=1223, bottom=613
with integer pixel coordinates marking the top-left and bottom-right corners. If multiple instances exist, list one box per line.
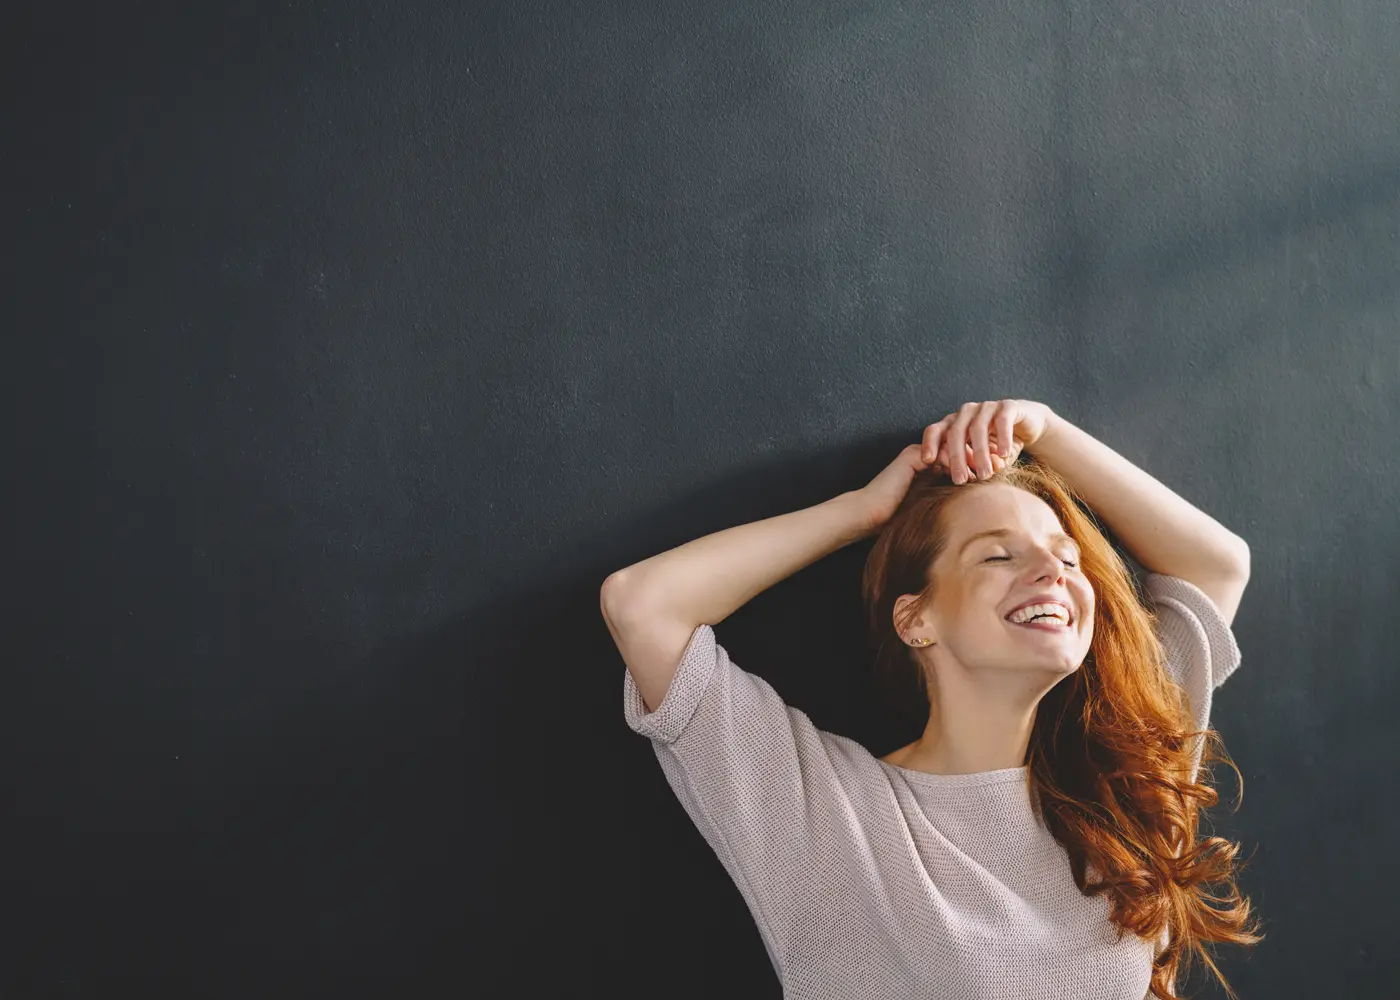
left=936, top=436, right=970, bottom=471
left=921, top=423, right=942, bottom=464
left=970, top=402, right=998, bottom=478
left=993, top=404, right=1014, bottom=458
left=928, top=416, right=955, bottom=466
left=949, top=403, right=979, bottom=482
left=949, top=443, right=979, bottom=483
left=965, top=442, right=985, bottom=478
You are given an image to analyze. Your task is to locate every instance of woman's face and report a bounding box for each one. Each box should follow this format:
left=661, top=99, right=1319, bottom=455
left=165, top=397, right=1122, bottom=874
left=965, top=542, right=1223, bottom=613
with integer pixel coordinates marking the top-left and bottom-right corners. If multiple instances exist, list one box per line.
left=910, top=484, right=1095, bottom=679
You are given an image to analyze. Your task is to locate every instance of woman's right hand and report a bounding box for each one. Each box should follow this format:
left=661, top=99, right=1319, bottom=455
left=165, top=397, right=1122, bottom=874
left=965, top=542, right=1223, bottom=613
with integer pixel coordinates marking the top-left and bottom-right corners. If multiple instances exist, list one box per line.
left=856, top=441, right=1008, bottom=534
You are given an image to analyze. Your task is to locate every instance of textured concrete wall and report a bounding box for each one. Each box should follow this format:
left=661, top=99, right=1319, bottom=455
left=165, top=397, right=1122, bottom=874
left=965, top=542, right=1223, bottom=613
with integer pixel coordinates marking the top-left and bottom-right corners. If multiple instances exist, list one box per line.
left=8, top=1, right=1397, bottom=995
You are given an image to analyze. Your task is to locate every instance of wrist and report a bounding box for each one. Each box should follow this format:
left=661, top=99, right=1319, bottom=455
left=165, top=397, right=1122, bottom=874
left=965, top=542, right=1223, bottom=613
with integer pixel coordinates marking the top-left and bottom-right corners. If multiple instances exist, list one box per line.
left=1036, top=405, right=1066, bottom=450
left=839, top=488, right=884, bottom=540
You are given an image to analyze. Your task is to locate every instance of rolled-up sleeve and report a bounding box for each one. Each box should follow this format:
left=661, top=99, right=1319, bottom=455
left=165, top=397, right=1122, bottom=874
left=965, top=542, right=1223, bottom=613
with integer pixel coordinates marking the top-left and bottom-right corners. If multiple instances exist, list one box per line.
left=1142, top=573, right=1245, bottom=781
left=1142, top=572, right=1243, bottom=693
left=622, top=624, right=829, bottom=981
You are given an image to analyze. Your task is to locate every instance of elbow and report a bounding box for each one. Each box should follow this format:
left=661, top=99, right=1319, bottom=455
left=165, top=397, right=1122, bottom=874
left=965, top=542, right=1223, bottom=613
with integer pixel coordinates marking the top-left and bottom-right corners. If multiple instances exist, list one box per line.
left=600, top=570, right=640, bottom=619
left=1227, top=537, right=1251, bottom=577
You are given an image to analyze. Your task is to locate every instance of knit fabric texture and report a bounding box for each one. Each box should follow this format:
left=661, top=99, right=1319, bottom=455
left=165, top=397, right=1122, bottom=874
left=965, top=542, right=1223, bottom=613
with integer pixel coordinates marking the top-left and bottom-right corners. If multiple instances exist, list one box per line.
left=622, top=572, right=1243, bottom=999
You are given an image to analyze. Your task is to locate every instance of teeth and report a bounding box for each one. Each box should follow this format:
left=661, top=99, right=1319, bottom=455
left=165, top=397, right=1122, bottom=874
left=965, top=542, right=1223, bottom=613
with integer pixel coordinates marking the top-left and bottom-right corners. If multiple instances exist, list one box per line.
left=1007, top=603, right=1070, bottom=625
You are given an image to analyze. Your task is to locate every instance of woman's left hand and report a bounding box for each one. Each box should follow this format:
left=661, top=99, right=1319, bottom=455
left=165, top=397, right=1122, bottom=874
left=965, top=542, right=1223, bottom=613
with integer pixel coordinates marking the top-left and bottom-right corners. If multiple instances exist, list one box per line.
left=857, top=400, right=1056, bottom=534
left=922, top=399, right=1055, bottom=484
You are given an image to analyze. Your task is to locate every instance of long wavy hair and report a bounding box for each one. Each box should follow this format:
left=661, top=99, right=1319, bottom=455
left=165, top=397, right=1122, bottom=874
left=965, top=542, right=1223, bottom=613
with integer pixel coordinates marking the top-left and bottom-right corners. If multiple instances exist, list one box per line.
left=860, top=455, right=1263, bottom=1000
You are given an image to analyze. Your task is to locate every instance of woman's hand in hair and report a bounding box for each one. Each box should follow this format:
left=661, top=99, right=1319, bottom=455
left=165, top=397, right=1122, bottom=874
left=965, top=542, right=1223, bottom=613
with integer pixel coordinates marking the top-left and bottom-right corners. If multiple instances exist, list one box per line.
left=856, top=400, right=1055, bottom=533
left=920, top=399, right=1055, bottom=485
left=856, top=440, right=1006, bottom=534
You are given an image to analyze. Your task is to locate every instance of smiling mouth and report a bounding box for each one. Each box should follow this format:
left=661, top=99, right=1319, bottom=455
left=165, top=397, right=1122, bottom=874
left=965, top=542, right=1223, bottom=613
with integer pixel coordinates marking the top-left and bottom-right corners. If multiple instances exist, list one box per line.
left=1005, top=617, right=1071, bottom=632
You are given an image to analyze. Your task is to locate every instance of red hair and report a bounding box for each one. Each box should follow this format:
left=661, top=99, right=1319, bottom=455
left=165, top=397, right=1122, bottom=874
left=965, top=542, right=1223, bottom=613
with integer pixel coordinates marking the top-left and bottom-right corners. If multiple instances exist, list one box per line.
left=860, top=456, right=1263, bottom=999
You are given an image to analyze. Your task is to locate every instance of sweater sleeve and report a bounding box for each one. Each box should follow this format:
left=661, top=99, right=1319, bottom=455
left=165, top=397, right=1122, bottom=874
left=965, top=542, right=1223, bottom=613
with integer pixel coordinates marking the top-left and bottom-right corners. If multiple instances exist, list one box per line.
left=621, top=623, right=828, bottom=982
left=1140, top=572, right=1244, bottom=779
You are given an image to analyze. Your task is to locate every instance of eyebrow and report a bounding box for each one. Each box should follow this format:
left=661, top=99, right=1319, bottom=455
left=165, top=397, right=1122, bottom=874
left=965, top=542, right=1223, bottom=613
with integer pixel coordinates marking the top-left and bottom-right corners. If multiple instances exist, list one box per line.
left=958, top=528, right=1079, bottom=558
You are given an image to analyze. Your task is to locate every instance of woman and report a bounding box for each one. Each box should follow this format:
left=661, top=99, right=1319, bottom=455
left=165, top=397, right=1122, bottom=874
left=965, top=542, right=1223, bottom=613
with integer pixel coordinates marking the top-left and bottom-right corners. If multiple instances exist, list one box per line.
left=601, top=399, right=1263, bottom=999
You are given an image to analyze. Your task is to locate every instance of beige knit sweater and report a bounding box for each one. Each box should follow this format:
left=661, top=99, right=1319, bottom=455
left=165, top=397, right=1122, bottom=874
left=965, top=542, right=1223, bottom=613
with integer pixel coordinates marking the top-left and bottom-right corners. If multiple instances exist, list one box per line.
left=622, top=573, right=1242, bottom=999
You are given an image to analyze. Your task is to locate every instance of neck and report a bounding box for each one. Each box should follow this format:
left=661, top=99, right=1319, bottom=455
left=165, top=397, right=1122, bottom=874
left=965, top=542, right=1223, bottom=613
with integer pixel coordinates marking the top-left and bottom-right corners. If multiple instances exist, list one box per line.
left=906, top=667, right=1047, bottom=775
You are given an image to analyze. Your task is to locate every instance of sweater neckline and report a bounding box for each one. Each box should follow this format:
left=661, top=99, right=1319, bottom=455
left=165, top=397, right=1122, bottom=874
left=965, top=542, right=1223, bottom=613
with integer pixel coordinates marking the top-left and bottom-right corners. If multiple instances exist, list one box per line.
left=879, top=760, right=1030, bottom=788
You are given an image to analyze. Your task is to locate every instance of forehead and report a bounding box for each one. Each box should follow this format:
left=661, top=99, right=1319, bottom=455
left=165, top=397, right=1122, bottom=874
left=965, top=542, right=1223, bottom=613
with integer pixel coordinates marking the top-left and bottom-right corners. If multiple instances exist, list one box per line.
left=949, top=486, right=1073, bottom=546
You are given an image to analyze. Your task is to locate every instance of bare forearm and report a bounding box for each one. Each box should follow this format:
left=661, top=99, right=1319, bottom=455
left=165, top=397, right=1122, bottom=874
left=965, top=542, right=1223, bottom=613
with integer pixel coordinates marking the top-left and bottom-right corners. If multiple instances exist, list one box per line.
left=602, top=490, right=874, bottom=626
left=1031, top=410, right=1250, bottom=579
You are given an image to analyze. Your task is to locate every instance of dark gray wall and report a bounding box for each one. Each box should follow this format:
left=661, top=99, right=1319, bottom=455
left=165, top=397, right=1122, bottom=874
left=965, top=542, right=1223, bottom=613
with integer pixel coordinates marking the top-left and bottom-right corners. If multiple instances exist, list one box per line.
left=7, top=0, right=1398, bottom=996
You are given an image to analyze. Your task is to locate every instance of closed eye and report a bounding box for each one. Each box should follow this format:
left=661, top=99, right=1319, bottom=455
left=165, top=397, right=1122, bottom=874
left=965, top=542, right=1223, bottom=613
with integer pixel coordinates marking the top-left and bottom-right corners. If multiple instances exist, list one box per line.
left=986, top=555, right=1079, bottom=568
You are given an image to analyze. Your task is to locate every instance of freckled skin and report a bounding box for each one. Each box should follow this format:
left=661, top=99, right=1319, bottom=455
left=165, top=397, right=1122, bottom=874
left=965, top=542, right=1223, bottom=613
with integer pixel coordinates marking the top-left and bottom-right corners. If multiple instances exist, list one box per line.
left=883, top=484, right=1095, bottom=775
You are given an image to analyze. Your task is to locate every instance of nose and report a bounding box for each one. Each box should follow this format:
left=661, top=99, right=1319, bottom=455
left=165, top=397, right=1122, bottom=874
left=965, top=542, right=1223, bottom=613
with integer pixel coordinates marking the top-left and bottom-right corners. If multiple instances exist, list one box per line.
left=1030, top=549, right=1067, bottom=580
left=1027, top=555, right=1071, bottom=590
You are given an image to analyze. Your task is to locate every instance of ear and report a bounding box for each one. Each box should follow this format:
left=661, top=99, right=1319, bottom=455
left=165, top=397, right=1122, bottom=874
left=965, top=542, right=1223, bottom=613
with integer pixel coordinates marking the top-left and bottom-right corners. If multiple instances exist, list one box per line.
left=892, top=592, right=928, bottom=636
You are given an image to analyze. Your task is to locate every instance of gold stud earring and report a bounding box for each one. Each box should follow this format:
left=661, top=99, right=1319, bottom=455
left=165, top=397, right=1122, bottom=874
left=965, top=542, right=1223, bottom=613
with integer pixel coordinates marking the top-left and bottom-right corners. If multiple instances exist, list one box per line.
left=910, top=637, right=932, bottom=647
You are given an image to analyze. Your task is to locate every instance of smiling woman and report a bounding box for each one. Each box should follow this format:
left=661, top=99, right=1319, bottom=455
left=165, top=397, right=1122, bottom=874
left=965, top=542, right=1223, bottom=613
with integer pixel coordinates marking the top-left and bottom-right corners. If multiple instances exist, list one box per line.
left=862, top=450, right=1259, bottom=998
left=877, top=481, right=1099, bottom=760
left=605, top=407, right=1260, bottom=1000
